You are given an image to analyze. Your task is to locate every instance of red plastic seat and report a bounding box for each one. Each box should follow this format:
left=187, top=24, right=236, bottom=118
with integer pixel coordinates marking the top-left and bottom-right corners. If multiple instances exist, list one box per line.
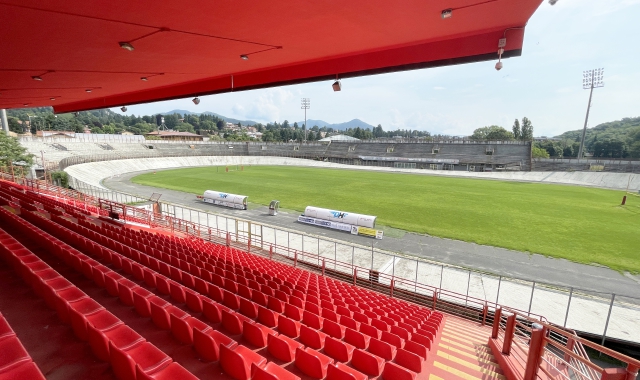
left=394, top=348, right=423, bottom=373
left=302, top=310, right=323, bottom=330
left=323, top=336, right=356, bottom=363
left=194, top=277, right=209, bottom=295
left=251, top=290, right=268, bottom=307
left=54, top=288, right=90, bottom=324
left=403, top=340, right=428, bottom=360
left=299, top=324, right=327, bottom=350
left=136, top=361, right=198, bottom=380
left=154, top=275, right=170, bottom=296
left=142, top=267, right=157, bottom=288
left=220, top=343, right=267, bottom=380
left=382, top=361, right=417, bottom=380
left=410, top=333, right=431, bottom=350
left=239, top=298, right=258, bottom=319
left=208, top=284, right=223, bottom=302
left=118, top=279, right=138, bottom=307
left=87, top=323, right=144, bottom=362
left=184, top=289, right=203, bottom=313
left=369, top=338, right=397, bottom=361
left=149, top=298, right=172, bottom=330
left=109, top=341, right=172, bottom=380
left=221, top=309, right=245, bottom=335
left=0, top=336, right=30, bottom=373
left=322, top=319, right=346, bottom=339
left=0, top=361, right=45, bottom=380
left=278, top=316, right=300, bottom=338
left=267, top=296, right=284, bottom=313
left=257, top=306, right=278, bottom=328
left=132, top=288, right=153, bottom=317
left=242, top=321, right=273, bottom=348
left=193, top=327, right=237, bottom=361
left=223, top=290, right=241, bottom=310
left=371, top=318, right=390, bottom=332
left=202, top=298, right=222, bottom=323
left=267, top=333, right=302, bottom=362
left=169, top=281, right=186, bottom=304
left=284, top=304, right=302, bottom=321
left=251, top=362, right=301, bottom=380
left=352, top=349, right=385, bottom=377
left=321, top=308, right=338, bottom=323
left=327, top=362, right=368, bottom=380
left=169, top=313, right=194, bottom=344
left=294, top=347, right=334, bottom=379
left=69, top=298, right=104, bottom=340
left=344, top=328, right=370, bottom=350
left=381, top=331, right=405, bottom=349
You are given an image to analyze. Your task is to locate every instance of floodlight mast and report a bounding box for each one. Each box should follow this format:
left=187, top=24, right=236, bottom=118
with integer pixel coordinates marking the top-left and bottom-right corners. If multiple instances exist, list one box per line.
left=301, top=98, right=310, bottom=142
left=577, top=68, right=604, bottom=159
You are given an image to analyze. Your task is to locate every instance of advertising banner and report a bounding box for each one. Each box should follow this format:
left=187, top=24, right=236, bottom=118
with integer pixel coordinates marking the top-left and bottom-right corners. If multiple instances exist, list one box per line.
left=351, top=226, right=384, bottom=239
left=297, top=215, right=352, bottom=232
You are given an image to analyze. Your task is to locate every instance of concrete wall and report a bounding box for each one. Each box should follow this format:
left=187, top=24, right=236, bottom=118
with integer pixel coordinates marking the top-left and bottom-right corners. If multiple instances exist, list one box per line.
left=65, top=155, right=640, bottom=191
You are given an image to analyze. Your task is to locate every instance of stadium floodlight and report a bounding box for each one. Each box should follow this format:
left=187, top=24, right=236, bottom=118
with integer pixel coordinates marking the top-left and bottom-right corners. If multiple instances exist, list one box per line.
left=301, top=98, right=310, bottom=142
left=577, top=68, right=604, bottom=159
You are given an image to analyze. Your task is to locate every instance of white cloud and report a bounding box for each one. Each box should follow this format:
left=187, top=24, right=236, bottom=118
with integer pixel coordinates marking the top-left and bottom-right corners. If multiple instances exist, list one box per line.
left=115, top=0, right=640, bottom=137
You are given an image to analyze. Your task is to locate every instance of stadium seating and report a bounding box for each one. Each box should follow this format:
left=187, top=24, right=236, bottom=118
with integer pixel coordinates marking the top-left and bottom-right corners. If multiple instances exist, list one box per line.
left=0, top=179, right=448, bottom=379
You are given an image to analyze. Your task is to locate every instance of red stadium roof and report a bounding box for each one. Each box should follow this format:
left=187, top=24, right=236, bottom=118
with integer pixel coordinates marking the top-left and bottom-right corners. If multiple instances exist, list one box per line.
left=0, top=0, right=543, bottom=113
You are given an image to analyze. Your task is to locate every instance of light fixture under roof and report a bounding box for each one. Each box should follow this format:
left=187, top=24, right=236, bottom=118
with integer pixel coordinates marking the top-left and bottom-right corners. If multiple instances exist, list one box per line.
left=240, top=55, right=249, bottom=60
left=119, top=42, right=135, bottom=51
left=192, top=97, right=200, bottom=105
left=50, top=97, right=56, bottom=100
left=121, top=106, right=127, bottom=112
left=441, top=9, right=452, bottom=19
left=141, top=77, right=148, bottom=81
left=23, top=103, right=29, bottom=106
left=85, top=89, right=92, bottom=93
left=32, top=76, right=43, bottom=81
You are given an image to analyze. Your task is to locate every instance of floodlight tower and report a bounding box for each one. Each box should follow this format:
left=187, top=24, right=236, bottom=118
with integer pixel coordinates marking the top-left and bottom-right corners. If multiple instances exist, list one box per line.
left=577, top=68, right=604, bottom=159
left=301, top=98, right=310, bottom=141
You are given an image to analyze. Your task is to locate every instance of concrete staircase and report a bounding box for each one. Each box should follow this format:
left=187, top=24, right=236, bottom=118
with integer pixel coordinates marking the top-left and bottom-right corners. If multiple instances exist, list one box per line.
left=428, top=315, right=506, bottom=380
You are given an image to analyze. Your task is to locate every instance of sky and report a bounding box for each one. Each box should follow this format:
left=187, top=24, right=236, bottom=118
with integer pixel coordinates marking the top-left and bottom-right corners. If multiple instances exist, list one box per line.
left=112, top=0, right=640, bottom=138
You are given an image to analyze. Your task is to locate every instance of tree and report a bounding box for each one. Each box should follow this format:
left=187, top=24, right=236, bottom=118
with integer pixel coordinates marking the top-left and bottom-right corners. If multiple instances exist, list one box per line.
left=521, top=117, right=534, bottom=141
left=470, top=126, right=514, bottom=140
left=0, top=132, right=34, bottom=168
left=512, top=119, right=521, bottom=140
left=216, top=120, right=225, bottom=131
left=532, top=146, right=550, bottom=158
left=7, top=117, right=23, bottom=134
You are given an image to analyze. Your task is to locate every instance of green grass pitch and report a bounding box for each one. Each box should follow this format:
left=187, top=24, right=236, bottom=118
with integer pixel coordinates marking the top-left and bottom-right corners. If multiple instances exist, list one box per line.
left=132, top=166, right=640, bottom=273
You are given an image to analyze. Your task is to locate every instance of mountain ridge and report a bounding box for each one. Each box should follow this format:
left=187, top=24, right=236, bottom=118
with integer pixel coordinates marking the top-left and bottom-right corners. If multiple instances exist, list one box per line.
left=162, top=109, right=375, bottom=130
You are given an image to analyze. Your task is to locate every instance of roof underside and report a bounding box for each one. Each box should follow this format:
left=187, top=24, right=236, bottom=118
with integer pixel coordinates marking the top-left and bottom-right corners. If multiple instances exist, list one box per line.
left=0, top=0, right=543, bottom=113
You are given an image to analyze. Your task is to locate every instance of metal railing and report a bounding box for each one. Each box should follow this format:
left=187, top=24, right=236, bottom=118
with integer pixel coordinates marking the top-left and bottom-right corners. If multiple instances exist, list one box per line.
left=490, top=307, right=640, bottom=380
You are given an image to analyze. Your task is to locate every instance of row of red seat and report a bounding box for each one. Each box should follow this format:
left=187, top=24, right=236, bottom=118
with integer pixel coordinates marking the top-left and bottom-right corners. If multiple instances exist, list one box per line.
left=48, top=212, right=439, bottom=378
left=16, top=207, right=306, bottom=380
left=1, top=181, right=442, bottom=379
left=0, top=311, right=44, bottom=379
left=92, top=218, right=442, bottom=329
left=73, top=216, right=442, bottom=343
left=0, top=207, right=196, bottom=380
left=0, top=183, right=94, bottom=218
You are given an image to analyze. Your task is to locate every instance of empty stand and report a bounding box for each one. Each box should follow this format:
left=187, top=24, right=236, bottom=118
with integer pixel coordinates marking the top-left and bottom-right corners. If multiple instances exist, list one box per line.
left=0, top=179, right=448, bottom=379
